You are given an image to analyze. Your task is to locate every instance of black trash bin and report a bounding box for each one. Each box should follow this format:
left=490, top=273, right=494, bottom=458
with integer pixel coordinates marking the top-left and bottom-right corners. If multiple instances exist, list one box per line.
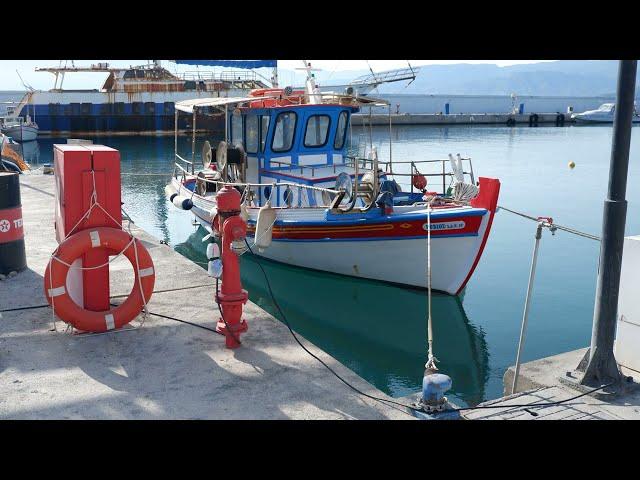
left=0, top=172, right=27, bottom=275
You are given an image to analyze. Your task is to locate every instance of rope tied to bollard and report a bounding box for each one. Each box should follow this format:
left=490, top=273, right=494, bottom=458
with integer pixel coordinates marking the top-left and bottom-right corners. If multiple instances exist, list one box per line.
left=425, top=200, right=438, bottom=372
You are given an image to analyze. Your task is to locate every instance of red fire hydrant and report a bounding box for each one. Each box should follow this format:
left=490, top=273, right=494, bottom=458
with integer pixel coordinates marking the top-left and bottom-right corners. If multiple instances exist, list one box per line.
left=214, top=185, right=248, bottom=348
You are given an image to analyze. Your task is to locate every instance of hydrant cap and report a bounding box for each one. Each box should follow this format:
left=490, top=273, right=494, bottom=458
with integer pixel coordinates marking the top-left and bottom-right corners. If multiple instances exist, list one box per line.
left=217, top=185, right=241, bottom=212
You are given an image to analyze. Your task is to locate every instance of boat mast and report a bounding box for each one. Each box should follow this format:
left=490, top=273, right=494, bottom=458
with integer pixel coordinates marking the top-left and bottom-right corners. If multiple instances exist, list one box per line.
left=299, top=61, right=321, bottom=104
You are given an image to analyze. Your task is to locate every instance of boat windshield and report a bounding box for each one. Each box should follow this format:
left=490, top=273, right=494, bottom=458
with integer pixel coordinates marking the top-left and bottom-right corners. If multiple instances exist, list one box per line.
left=598, top=103, right=615, bottom=112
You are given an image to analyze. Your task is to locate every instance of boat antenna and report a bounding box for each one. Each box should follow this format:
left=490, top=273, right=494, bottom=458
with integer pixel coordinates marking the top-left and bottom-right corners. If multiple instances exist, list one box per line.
left=296, top=60, right=322, bottom=104
left=271, top=62, right=279, bottom=88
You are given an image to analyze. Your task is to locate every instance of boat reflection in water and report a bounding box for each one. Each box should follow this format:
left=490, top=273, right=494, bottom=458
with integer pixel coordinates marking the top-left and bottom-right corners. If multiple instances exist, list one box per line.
left=176, top=226, right=490, bottom=406
left=14, top=139, right=40, bottom=165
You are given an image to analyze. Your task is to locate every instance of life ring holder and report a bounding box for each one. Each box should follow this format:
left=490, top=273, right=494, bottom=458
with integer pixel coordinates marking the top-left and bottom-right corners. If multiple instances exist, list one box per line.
left=44, top=168, right=156, bottom=335
left=44, top=227, right=155, bottom=333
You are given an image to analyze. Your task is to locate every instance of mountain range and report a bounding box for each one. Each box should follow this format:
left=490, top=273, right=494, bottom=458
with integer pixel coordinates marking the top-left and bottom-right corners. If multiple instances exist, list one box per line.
left=280, top=60, right=640, bottom=97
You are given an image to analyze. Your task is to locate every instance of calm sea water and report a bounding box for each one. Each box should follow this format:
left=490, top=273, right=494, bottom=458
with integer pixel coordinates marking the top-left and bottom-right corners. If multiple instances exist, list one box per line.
left=22, top=123, right=640, bottom=406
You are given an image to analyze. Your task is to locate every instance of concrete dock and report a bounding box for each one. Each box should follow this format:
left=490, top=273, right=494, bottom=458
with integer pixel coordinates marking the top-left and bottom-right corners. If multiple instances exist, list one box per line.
left=0, top=174, right=412, bottom=420
left=352, top=112, right=572, bottom=126
left=461, top=348, right=640, bottom=420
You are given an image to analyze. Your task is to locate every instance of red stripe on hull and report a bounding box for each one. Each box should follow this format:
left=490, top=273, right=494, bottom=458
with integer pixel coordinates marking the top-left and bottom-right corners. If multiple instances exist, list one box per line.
left=247, top=215, right=483, bottom=240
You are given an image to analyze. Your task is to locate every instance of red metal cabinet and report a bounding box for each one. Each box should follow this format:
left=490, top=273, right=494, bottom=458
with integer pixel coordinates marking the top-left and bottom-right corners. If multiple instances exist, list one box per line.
left=54, top=144, right=122, bottom=312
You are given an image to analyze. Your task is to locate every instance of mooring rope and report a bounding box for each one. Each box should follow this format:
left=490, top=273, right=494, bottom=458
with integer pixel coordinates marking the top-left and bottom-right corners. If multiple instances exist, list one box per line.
left=120, top=172, right=172, bottom=176
left=425, top=200, right=437, bottom=371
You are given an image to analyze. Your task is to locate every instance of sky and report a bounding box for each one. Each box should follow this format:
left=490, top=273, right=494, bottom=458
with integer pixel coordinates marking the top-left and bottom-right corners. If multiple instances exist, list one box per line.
left=0, top=60, right=552, bottom=91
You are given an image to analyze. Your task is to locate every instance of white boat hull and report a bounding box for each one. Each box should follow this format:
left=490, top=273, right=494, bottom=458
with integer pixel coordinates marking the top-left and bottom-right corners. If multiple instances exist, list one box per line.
left=244, top=222, right=491, bottom=294
left=175, top=177, right=500, bottom=295
left=573, top=116, right=640, bottom=123
left=571, top=102, right=640, bottom=124
left=1, top=125, right=38, bottom=142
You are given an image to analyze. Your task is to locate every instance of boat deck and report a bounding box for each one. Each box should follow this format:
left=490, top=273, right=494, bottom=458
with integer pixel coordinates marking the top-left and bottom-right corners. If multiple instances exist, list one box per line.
left=0, top=174, right=413, bottom=420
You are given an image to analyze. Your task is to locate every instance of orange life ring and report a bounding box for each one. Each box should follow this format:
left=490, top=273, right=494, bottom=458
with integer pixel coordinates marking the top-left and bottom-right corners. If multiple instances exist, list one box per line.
left=44, top=227, right=155, bottom=333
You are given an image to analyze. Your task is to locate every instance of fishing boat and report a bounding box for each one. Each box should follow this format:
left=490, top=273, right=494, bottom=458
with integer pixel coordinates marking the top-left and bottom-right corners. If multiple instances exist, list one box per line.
left=0, top=115, right=39, bottom=142
left=1, top=97, right=39, bottom=142
left=572, top=102, right=640, bottom=123
left=165, top=66, right=501, bottom=295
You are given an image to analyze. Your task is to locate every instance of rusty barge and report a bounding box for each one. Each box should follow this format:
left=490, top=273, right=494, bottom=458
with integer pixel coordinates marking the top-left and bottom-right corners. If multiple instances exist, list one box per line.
left=13, top=61, right=277, bottom=135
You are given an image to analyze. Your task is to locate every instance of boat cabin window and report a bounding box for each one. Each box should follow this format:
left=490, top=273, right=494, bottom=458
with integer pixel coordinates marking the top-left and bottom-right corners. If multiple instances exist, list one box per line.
left=272, top=111, right=297, bottom=153
left=304, top=115, right=331, bottom=148
left=231, top=112, right=243, bottom=147
left=260, top=115, right=270, bottom=152
left=245, top=114, right=259, bottom=154
left=3, top=117, right=22, bottom=126
left=334, top=111, right=348, bottom=149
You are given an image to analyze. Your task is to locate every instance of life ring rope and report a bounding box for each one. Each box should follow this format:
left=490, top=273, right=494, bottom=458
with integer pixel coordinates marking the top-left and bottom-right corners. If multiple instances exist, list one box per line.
left=46, top=227, right=155, bottom=333
left=47, top=169, right=153, bottom=333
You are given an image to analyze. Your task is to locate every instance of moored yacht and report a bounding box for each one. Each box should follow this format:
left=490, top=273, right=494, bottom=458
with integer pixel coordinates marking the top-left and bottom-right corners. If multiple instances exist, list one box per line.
left=572, top=102, right=640, bottom=123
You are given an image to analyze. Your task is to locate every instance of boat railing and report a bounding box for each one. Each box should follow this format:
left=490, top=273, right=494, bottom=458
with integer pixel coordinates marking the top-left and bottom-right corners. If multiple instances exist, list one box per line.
left=345, top=155, right=475, bottom=195
left=0, top=116, right=25, bottom=127
left=172, top=150, right=474, bottom=206
left=172, top=162, right=340, bottom=208
left=174, top=153, right=194, bottom=176
left=175, top=153, right=193, bottom=166
left=178, top=70, right=271, bottom=85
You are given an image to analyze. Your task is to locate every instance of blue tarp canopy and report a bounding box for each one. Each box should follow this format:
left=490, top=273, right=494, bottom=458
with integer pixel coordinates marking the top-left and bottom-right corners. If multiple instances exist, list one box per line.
left=174, top=60, right=277, bottom=69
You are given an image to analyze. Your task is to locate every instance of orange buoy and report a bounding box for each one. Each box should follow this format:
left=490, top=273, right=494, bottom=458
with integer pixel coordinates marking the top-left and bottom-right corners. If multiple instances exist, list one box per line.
left=44, top=227, right=155, bottom=332
left=412, top=174, right=427, bottom=191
